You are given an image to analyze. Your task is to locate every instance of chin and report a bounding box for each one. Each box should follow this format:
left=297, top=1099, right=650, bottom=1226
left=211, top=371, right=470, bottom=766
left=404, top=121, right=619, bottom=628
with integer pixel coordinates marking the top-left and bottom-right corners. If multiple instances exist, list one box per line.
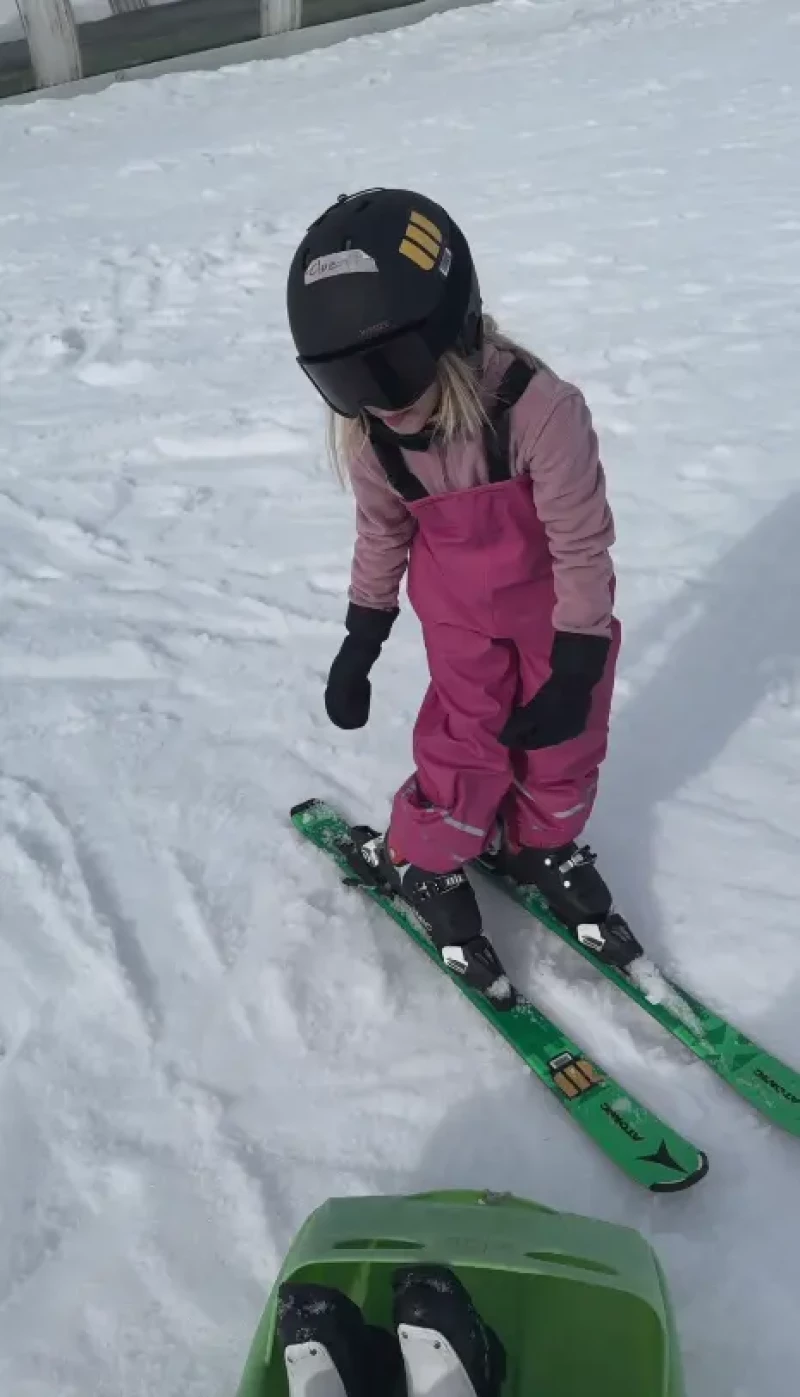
left=386, top=409, right=421, bottom=431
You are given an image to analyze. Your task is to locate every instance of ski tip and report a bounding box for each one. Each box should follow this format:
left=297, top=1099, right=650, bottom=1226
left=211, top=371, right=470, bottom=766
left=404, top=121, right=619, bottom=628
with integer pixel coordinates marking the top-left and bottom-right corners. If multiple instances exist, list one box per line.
left=649, top=1149, right=710, bottom=1193
left=290, top=798, right=324, bottom=819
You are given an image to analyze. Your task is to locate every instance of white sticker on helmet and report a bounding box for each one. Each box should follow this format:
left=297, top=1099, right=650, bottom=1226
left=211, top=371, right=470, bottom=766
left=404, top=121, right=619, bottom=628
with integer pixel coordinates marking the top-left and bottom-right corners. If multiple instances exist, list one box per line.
left=304, top=250, right=378, bottom=284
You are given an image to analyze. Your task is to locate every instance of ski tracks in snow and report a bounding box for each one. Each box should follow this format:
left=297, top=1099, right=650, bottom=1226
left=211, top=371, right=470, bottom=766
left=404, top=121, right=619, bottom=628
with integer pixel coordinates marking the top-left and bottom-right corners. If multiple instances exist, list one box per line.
left=0, top=209, right=370, bottom=1376
left=0, top=187, right=430, bottom=1376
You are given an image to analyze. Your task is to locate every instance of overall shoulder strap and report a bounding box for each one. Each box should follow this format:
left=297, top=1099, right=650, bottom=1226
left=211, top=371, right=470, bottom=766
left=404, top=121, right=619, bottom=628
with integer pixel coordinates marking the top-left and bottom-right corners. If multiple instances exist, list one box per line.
left=367, top=425, right=429, bottom=503
left=482, top=358, right=538, bottom=484
left=367, top=357, right=537, bottom=498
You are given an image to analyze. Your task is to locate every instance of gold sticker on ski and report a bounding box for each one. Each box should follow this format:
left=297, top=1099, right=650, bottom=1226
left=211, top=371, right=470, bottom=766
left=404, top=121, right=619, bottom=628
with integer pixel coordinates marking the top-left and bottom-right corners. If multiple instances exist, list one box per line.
left=549, top=1053, right=604, bottom=1099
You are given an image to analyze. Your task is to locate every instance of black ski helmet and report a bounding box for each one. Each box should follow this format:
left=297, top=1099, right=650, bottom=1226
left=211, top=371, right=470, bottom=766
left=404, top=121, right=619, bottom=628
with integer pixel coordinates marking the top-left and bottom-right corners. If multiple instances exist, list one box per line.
left=286, top=188, right=482, bottom=418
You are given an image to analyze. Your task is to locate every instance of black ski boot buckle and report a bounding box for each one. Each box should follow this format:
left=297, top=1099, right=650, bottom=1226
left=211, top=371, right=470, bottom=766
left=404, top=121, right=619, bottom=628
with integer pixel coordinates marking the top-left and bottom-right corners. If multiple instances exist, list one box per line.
left=339, top=825, right=396, bottom=896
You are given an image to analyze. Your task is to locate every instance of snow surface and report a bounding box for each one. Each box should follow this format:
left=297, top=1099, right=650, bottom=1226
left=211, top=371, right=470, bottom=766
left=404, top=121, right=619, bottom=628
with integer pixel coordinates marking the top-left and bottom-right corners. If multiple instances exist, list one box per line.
left=1, top=0, right=800, bottom=1393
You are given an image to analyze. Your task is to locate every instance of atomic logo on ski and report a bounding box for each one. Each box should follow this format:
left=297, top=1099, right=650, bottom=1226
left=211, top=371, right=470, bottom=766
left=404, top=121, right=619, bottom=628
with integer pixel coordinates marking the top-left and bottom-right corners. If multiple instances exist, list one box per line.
left=753, top=1068, right=800, bottom=1106
left=601, top=1102, right=645, bottom=1143
left=639, top=1140, right=689, bottom=1175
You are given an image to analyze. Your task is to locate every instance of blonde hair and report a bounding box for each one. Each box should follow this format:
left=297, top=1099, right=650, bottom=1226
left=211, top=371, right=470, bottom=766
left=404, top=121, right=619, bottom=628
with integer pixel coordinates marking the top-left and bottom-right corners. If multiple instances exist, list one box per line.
left=326, top=316, right=540, bottom=485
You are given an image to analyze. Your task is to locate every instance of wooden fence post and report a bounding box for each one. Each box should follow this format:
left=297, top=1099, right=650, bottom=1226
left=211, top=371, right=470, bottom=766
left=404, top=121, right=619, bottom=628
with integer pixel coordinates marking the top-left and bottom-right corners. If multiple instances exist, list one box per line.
left=15, top=0, right=82, bottom=88
left=261, top=0, right=303, bottom=36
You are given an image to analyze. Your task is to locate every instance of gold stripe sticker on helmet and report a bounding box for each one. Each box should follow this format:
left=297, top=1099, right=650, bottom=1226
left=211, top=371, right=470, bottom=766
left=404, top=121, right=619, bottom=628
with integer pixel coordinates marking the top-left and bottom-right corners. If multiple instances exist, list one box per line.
left=409, top=210, right=443, bottom=241
left=399, top=237, right=437, bottom=271
left=403, top=225, right=442, bottom=260
left=398, top=212, right=444, bottom=271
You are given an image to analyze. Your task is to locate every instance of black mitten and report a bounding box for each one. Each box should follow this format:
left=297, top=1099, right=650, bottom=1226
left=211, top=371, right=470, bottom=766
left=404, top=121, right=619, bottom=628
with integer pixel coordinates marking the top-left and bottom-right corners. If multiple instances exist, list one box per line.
left=324, top=603, right=399, bottom=730
left=499, top=631, right=610, bottom=750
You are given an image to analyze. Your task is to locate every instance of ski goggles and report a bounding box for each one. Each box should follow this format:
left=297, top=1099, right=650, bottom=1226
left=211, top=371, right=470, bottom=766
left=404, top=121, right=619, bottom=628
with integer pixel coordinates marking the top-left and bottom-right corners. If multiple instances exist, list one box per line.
left=297, top=329, right=438, bottom=419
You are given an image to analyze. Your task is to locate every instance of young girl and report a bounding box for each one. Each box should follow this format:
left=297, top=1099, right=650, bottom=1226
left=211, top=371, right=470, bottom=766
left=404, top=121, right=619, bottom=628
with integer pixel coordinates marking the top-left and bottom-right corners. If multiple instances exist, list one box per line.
left=287, top=188, right=625, bottom=1008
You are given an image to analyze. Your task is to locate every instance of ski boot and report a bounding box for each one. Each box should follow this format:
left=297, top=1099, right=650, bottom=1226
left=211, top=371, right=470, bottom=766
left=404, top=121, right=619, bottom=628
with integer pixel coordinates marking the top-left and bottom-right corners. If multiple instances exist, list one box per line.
left=393, top=1264, right=507, bottom=1397
left=484, top=840, right=642, bottom=971
left=348, top=827, right=517, bottom=1011
left=278, top=1281, right=401, bottom=1397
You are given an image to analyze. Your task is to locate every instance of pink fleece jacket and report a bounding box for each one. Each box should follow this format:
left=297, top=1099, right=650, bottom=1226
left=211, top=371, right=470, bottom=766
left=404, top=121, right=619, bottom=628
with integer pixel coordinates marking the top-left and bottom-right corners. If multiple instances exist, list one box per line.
left=348, top=344, right=616, bottom=638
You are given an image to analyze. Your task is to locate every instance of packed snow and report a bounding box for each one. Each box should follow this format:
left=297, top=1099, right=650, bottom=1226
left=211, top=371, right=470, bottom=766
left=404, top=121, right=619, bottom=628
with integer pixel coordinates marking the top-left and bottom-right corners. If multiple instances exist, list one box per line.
left=1, top=0, right=799, bottom=1393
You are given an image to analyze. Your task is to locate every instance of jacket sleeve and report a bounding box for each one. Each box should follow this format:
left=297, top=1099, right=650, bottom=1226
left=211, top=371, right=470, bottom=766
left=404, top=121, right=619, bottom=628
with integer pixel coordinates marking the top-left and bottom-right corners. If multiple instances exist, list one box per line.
left=348, top=448, right=417, bottom=611
left=520, top=388, right=615, bottom=638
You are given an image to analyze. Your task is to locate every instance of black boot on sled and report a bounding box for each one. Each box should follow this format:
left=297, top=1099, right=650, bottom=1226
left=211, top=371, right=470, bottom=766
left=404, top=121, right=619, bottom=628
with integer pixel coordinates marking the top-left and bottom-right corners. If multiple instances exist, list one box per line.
left=278, top=1281, right=401, bottom=1397
left=393, top=1264, right=507, bottom=1397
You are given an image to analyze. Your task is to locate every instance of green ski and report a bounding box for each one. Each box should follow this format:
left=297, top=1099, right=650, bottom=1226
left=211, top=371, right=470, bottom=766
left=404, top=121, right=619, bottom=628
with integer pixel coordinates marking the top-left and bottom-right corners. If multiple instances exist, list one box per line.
left=477, top=859, right=800, bottom=1136
left=291, top=799, right=708, bottom=1193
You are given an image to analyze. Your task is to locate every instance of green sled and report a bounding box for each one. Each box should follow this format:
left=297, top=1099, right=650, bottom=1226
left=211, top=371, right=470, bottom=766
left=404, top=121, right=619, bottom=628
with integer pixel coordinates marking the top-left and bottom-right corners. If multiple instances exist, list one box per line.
left=235, top=1189, right=685, bottom=1397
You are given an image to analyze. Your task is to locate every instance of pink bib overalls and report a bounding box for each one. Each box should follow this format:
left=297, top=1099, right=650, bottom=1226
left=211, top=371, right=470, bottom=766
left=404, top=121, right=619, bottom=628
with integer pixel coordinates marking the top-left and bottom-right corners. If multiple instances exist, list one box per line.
left=374, top=364, right=620, bottom=875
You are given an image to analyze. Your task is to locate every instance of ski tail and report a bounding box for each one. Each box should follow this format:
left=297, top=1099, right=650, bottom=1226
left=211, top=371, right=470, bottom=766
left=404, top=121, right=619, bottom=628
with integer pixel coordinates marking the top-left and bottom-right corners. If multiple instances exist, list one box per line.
left=478, top=857, right=800, bottom=1138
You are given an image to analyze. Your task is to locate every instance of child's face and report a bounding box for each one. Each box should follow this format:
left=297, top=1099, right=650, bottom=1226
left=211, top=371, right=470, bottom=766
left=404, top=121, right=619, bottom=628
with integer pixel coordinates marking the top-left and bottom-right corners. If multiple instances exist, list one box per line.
left=368, top=380, right=440, bottom=434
